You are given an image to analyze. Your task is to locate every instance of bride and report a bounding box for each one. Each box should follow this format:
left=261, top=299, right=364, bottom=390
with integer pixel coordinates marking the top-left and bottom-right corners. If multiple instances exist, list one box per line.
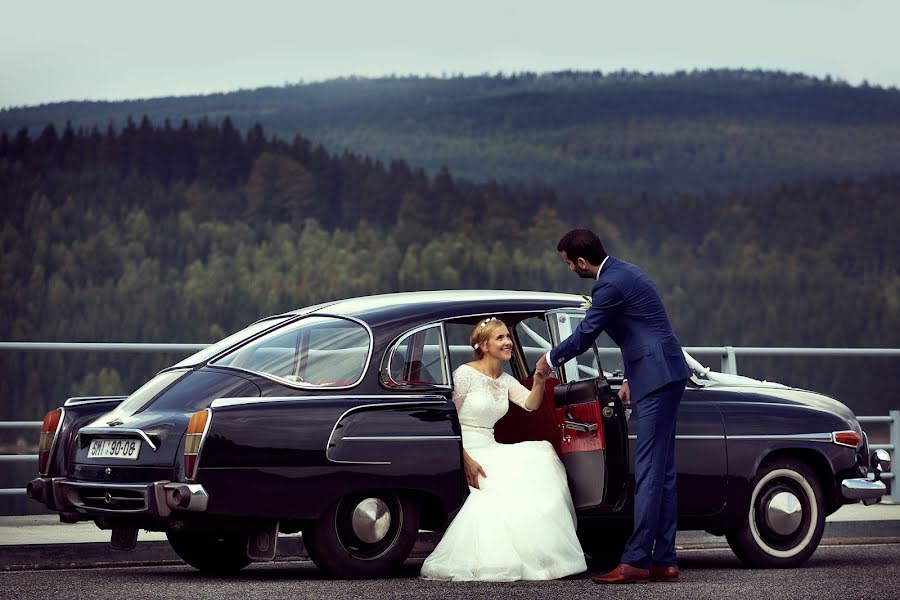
left=420, top=317, right=587, bottom=581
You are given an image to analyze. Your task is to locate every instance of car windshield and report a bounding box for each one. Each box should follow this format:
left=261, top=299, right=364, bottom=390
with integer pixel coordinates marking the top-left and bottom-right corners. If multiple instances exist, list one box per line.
left=171, top=316, right=293, bottom=368
left=211, top=316, right=371, bottom=387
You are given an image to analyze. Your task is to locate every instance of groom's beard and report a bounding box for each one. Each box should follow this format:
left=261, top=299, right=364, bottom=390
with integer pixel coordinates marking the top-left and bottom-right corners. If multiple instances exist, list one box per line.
left=576, top=267, right=594, bottom=279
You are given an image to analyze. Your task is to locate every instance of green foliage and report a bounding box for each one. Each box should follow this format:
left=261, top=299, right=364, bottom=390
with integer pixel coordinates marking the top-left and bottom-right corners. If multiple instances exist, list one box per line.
left=3, top=70, right=900, bottom=197
left=0, top=117, right=898, bottom=421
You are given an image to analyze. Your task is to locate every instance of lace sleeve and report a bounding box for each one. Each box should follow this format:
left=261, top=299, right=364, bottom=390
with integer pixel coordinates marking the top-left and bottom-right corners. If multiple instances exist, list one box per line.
left=506, top=375, right=534, bottom=412
left=451, top=366, right=473, bottom=410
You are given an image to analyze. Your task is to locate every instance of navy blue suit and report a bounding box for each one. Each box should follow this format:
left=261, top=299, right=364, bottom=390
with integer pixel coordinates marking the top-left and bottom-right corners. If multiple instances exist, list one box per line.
left=550, top=256, right=690, bottom=568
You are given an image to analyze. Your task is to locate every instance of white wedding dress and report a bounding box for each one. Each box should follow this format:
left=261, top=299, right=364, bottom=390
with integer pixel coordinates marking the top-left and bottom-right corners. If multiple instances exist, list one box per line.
left=420, top=364, right=587, bottom=581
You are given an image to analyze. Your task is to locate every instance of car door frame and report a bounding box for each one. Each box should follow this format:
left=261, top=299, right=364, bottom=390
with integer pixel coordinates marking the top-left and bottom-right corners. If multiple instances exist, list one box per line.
left=545, top=309, right=629, bottom=513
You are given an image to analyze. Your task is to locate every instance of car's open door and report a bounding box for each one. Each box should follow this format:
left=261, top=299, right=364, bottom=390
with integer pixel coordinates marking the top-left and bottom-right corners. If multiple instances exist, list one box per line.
left=546, top=309, right=629, bottom=513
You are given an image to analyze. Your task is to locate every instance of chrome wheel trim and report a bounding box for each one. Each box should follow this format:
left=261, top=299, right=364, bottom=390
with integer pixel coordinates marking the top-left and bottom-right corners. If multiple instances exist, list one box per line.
left=764, top=491, right=803, bottom=536
left=351, top=497, right=392, bottom=544
left=749, top=468, right=818, bottom=558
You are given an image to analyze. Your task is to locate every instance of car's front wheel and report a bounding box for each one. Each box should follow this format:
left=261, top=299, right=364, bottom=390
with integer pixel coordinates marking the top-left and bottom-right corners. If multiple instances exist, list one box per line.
left=167, top=529, right=252, bottom=574
left=726, top=458, right=825, bottom=568
left=304, top=492, right=419, bottom=578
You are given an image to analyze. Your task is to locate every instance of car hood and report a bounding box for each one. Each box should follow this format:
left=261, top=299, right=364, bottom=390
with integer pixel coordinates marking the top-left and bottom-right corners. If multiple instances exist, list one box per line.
left=709, top=383, right=858, bottom=427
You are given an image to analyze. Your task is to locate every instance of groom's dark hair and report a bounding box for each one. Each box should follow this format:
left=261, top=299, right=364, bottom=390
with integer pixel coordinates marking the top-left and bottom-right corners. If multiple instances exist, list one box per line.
left=557, top=229, right=607, bottom=265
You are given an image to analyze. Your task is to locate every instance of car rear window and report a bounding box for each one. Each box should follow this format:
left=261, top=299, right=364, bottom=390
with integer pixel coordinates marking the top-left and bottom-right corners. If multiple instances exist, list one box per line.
left=211, top=316, right=371, bottom=387
left=88, top=369, right=187, bottom=425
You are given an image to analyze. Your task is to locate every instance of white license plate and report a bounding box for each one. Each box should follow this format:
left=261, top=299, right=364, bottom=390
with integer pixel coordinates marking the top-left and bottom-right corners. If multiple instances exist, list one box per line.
left=87, top=438, right=142, bottom=460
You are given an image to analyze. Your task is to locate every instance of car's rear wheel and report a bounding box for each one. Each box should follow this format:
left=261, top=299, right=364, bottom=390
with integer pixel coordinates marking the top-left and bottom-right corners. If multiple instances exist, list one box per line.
left=304, top=492, right=419, bottom=578
left=167, top=529, right=252, bottom=574
left=726, top=458, right=825, bottom=568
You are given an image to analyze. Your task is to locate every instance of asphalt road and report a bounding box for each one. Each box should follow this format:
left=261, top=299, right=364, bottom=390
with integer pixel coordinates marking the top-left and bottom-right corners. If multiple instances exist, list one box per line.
left=2, top=544, right=898, bottom=600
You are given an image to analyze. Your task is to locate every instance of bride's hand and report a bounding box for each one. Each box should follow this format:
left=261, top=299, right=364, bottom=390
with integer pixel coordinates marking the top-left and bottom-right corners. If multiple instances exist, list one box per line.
left=464, top=452, right=487, bottom=489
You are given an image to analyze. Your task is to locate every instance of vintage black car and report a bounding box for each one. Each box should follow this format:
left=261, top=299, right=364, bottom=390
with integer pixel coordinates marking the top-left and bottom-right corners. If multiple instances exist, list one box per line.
left=27, top=291, right=888, bottom=577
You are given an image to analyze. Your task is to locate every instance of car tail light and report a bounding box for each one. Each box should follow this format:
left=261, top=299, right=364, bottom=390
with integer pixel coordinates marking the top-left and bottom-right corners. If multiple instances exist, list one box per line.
left=833, top=430, right=861, bottom=448
left=38, top=408, right=64, bottom=475
left=184, top=409, right=211, bottom=481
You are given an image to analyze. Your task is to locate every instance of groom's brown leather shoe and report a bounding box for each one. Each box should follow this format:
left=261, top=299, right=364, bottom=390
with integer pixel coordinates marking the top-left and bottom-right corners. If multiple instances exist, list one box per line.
left=591, top=563, right=650, bottom=584
left=649, top=565, right=679, bottom=582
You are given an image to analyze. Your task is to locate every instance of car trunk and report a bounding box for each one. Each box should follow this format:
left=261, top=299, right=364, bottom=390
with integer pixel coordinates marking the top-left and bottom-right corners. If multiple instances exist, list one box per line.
left=72, top=370, right=260, bottom=482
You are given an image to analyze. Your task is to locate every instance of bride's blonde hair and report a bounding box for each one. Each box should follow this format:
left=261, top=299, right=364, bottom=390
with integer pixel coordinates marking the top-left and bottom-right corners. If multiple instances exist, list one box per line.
left=469, top=317, right=508, bottom=359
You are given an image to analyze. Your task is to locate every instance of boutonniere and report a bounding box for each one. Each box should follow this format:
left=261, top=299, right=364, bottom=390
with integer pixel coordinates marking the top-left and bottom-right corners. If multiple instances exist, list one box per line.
left=580, top=295, right=592, bottom=309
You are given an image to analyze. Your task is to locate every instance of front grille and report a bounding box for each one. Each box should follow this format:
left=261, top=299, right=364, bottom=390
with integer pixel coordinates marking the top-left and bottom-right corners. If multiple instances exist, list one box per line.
left=78, top=487, right=146, bottom=511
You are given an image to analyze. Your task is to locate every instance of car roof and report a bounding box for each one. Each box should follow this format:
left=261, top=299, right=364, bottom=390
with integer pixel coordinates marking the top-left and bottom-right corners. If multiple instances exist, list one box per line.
left=293, top=290, right=584, bottom=327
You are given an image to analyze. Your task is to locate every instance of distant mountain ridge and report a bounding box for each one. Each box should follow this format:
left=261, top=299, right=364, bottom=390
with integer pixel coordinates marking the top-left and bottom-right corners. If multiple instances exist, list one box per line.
left=3, top=69, right=900, bottom=195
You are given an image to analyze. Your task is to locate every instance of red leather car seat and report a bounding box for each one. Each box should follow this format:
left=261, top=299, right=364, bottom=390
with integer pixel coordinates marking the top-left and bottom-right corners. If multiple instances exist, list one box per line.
left=494, top=377, right=561, bottom=455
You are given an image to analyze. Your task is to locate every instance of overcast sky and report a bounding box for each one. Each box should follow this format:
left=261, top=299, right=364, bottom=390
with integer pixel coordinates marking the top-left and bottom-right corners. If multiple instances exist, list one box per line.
left=2, top=0, right=898, bottom=109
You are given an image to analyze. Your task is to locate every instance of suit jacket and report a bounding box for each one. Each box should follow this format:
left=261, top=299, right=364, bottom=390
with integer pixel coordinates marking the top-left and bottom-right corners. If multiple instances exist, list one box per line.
left=550, top=256, right=690, bottom=402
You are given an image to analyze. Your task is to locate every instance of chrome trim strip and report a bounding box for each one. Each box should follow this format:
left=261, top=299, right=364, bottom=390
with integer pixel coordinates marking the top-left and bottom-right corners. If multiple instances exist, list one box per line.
left=211, top=314, right=375, bottom=391
left=625, top=433, right=828, bottom=442
left=627, top=435, right=727, bottom=440
left=211, top=393, right=448, bottom=409
left=326, top=399, right=448, bottom=465
left=79, top=427, right=159, bottom=452
left=728, top=433, right=833, bottom=442
left=439, top=321, right=452, bottom=389
left=341, top=435, right=461, bottom=442
left=63, top=396, right=127, bottom=407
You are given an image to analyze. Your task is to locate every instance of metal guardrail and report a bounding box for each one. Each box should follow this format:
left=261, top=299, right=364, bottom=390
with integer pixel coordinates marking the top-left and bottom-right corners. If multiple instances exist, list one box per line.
left=0, top=343, right=897, bottom=504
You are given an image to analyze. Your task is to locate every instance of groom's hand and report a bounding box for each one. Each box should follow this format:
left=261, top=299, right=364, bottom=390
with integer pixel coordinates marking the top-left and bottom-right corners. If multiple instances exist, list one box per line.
left=464, top=452, right=487, bottom=489
left=618, top=379, right=631, bottom=406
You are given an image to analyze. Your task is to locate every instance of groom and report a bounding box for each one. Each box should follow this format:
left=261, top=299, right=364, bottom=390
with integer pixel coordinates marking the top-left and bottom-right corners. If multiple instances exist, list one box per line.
left=536, top=228, right=690, bottom=584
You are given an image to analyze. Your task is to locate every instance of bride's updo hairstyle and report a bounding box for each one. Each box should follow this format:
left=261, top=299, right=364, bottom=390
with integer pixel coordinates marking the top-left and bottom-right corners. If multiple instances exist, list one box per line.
left=470, top=317, right=508, bottom=359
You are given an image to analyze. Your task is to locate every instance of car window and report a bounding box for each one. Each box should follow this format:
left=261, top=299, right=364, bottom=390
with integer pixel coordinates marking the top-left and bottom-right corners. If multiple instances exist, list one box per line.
left=212, top=316, right=370, bottom=387
left=593, top=330, right=624, bottom=376
left=171, top=316, right=292, bottom=368
left=558, top=312, right=602, bottom=381
left=382, top=324, right=450, bottom=387
left=553, top=313, right=624, bottom=379
left=515, top=317, right=552, bottom=372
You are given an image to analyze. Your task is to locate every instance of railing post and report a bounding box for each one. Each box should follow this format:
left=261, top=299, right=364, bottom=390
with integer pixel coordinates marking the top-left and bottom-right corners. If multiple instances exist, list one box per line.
left=721, top=346, right=738, bottom=375
left=890, top=410, right=900, bottom=504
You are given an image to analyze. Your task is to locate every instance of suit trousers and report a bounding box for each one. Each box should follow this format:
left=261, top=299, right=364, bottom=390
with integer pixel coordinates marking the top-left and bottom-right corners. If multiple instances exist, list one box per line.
left=620, top=379, right=686, bottom=568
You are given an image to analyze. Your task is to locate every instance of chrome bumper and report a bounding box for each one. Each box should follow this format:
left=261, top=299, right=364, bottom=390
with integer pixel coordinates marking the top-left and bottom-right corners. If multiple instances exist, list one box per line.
left=27, top=477, right=208, bottom=516
left=841, top=478, right=885, bottom=505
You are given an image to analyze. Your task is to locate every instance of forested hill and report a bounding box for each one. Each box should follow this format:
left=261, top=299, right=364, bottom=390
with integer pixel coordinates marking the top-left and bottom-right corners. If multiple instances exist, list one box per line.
left=2, top=70, right=900, bottom=195
left=1, top=120, right=898, bottom=420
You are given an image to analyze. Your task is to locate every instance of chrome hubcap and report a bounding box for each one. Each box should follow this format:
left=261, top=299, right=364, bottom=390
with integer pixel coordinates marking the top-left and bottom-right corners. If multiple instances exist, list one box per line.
left=765, top=491, right=803, bottom=535
left=351, top=497, right=391, bottom=544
